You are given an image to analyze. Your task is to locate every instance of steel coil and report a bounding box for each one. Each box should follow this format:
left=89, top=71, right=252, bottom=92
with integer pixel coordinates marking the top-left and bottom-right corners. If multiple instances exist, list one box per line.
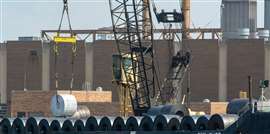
left=98, top=116, right=111, bottom=131
left=85, top=116, right=98, bottom=131
left=125, top=116, right=141, bottom=131
left=61, top=119, right=75, bottom=133
left=12, top=118, right=26, bottom=134
left=111, top=116, right=126, bottom=131
left=49, top=119, right=61, bottom=133
left=168, top=117, right=181, bottom=131
left=227, top=99, right=254, bottom=115
left=147, top=105, right=188, bottom=116
left=161, top=115, right=182, bottom=131
left=0, top=118, right=14, bottom=134
left=153, top=115, right=168, bottom=131
left=180, top=116, right=199, bottom=131
left=38, top=119, right=50, bottom=134
left=72, top=119, right=85, bottom=132
left=71, top=105, right=90, bottom=119
left=25, top=117, right=39, bottom=134
left=138, top=116, right=154, bottom=131
left=196, top=115, right=210, bottom=130
left=208, top=114, right=239, bottom=130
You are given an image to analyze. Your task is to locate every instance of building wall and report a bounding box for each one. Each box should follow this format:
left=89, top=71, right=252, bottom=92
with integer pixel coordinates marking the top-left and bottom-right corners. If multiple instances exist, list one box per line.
left=6, top=41, right=43, bottom=104
left=182, top=40, right=219, bottom=102
left=49, top=41, right=86, bottom=90
left=3, top=39, right=267, bottom=108
left=10, top=90, right=112, bottom=117
left=227, top=39, right=265, bottom=100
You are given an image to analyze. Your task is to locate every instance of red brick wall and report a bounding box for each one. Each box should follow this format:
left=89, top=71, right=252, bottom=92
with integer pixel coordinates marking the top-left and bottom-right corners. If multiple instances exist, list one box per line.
left=7, top=41, right=42, bottom=104
left=10, top=90, right=112, bottom=117
left=49, top=41, right=86, bottom=90
left=182, top=40, right=219, bottom=102
left=227, top=39, right=264, bottom=100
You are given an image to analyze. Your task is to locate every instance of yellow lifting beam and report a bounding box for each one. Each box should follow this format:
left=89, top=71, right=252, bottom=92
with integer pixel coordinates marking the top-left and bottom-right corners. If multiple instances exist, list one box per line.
left=53, top=36, right=76, bottom=44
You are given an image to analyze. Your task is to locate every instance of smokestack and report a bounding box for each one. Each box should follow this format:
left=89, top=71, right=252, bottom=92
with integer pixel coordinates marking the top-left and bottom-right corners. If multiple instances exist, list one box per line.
left=182, top=0, right=191, bottom=39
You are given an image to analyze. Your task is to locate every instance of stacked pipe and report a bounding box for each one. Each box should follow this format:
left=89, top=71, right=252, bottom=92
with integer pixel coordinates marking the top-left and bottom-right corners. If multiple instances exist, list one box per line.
left=0, top=114, right=239, bottom=133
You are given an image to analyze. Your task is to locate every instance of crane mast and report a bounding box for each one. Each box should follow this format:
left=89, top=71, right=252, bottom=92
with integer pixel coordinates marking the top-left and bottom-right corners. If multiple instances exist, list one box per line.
left=109, top=0, right=155, bottom=116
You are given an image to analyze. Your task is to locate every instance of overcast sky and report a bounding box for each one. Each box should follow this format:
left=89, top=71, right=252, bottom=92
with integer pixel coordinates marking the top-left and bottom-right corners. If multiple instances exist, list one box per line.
left=0, top=0, right=265, bottom=42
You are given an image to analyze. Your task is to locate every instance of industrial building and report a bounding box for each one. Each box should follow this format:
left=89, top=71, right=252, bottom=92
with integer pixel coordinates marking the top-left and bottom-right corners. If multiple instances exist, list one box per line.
left=0, top=35, right=267, bottom=116
left=3, top=0, right=270, bottom=133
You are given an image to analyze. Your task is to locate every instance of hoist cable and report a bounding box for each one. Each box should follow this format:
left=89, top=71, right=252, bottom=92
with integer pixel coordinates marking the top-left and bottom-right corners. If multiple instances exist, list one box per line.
left=54, top=0, right=77, bottom=105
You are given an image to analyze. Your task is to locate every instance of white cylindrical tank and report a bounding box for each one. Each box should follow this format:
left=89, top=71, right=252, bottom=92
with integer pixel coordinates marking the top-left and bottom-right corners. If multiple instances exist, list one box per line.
left=237, top=28, right=250, bottom=39
left=51, top=94, right=78, bottom=117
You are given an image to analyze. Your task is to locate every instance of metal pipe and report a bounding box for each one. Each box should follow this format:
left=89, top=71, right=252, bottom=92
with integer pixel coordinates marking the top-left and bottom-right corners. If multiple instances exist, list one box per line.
left=248, top=76, right=253, bottom=110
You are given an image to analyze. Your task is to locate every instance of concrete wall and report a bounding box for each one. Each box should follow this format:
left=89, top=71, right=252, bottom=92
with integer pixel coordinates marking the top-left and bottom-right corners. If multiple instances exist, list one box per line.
left=42, top=41, right=50, bottom=91
left=0, top=44, right=7, bottom=104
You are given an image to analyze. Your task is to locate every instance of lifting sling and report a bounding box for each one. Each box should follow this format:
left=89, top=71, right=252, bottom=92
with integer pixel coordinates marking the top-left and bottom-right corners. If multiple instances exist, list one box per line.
left=53, top=0, right=77, bottom=99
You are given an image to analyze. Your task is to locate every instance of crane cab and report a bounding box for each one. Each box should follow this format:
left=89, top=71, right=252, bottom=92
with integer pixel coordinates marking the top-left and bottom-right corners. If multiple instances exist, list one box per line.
left=112, top=54, right=137, bottom=84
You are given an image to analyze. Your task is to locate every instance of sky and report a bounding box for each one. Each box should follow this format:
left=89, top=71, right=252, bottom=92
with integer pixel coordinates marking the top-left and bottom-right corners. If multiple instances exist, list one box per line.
left=0, top=0, right=266, bottom=42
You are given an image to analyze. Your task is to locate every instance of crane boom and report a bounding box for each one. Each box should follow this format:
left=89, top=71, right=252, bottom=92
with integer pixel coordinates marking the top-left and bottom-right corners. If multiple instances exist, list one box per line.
left=109, top=0, right=155, bottom=116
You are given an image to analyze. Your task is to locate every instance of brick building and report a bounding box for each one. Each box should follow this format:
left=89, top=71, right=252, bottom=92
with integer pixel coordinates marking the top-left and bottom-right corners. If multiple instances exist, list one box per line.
left=0, top=38, right=267, bottom=114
